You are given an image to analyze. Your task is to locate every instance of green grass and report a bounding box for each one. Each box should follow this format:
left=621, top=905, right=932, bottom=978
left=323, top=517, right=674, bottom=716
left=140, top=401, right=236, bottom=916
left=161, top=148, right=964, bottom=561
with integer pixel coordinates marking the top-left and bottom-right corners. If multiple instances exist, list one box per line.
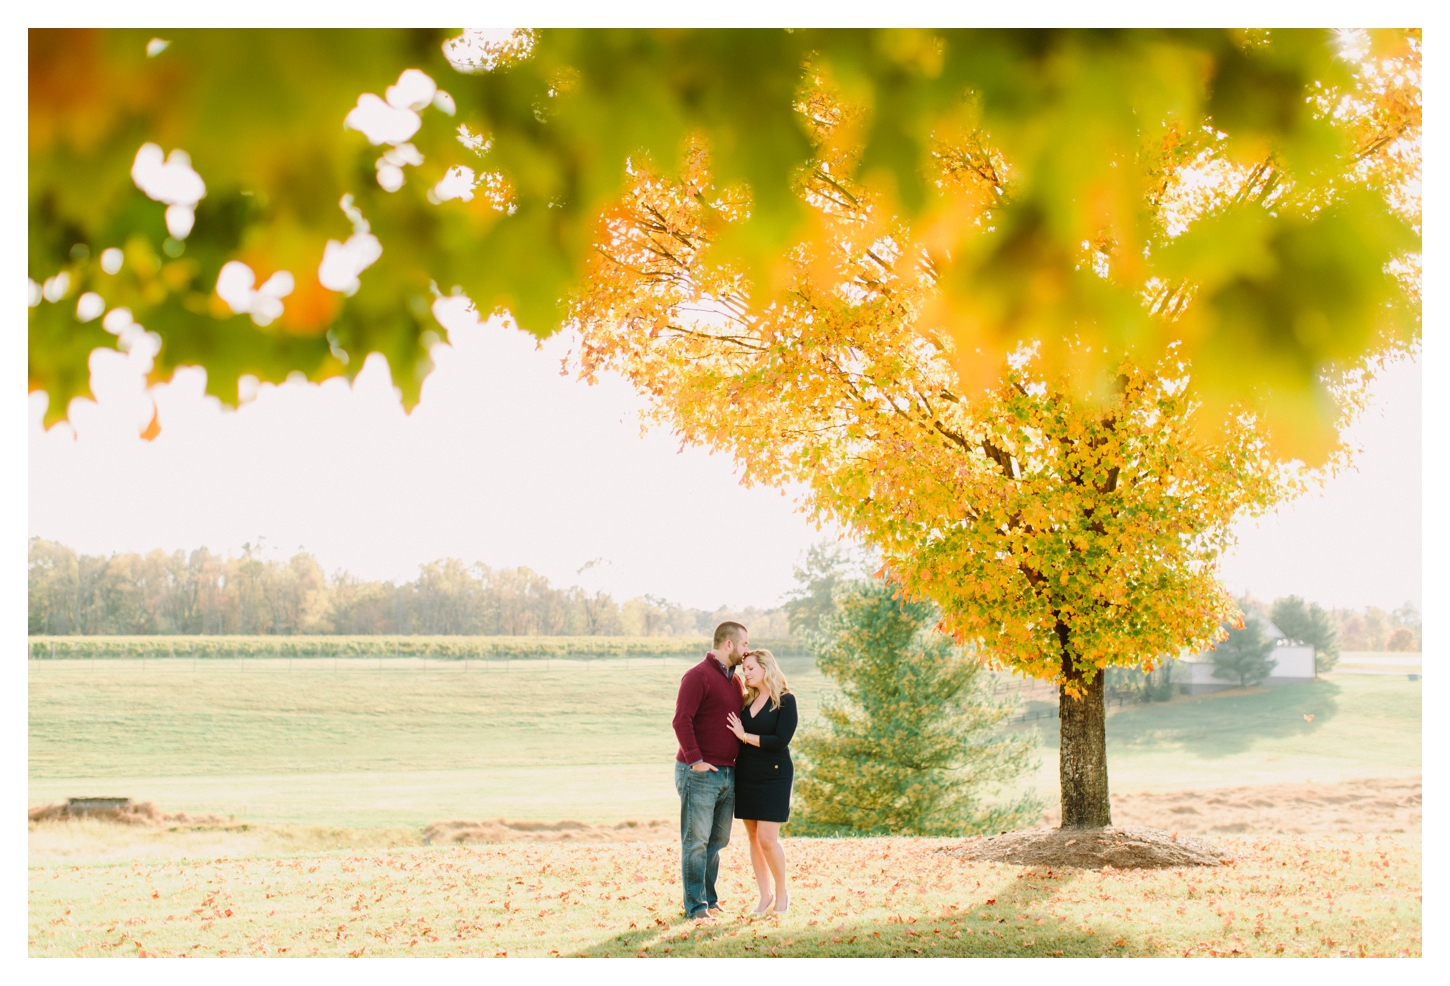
left=28, top=656, right=833, bottom=827
left=1016, top=673, right=1422, bottom=797
left=28, top=658, right=1423, bottom=958
left=30, top=660, right=1420, bottom=828
left=27, top=832, right=1421, bottom=957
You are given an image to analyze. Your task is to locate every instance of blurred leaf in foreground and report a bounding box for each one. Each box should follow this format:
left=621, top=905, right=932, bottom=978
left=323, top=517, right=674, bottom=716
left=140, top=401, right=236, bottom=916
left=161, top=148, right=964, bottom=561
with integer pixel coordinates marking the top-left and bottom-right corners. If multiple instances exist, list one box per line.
left=29, top=29, right=1419, bottom=460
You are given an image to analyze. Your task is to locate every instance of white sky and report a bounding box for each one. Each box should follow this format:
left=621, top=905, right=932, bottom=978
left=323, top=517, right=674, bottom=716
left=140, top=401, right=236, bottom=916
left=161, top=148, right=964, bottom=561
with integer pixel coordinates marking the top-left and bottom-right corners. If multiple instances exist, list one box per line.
left=1219, top=355, right=1421, bottom=612
left=27, top=300, right=1421, bottom=613
left=27, top=300, right=834, bottom=611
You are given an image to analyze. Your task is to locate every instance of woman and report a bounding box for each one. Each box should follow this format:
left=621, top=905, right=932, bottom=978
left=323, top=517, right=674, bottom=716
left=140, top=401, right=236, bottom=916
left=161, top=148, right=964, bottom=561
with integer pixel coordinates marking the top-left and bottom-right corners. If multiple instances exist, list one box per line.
left=725, top=648, right=797, bottom=915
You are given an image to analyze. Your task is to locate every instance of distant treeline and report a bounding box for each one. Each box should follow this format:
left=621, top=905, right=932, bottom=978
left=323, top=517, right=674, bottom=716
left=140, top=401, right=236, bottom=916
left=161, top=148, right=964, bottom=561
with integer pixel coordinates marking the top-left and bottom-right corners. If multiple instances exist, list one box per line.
left=27, top=539, right=792, bottom=639
left=28, top=537, right=1418, bottom=654
left=1322, top=604, right=1421, bottom=652
left=1247, top=594, right=1421, bottom=656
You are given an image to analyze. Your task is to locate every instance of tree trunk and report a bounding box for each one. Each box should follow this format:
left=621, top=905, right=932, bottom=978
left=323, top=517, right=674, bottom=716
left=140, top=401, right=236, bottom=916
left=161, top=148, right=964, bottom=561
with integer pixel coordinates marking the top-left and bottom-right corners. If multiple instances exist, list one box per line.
left=1058, top=657, right=1111, bottom=828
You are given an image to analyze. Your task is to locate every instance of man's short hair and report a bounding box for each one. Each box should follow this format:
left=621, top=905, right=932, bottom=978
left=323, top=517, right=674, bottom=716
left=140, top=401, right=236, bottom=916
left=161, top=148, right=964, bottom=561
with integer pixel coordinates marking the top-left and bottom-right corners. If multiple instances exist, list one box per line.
left=713, top=621, right=748, bottom=649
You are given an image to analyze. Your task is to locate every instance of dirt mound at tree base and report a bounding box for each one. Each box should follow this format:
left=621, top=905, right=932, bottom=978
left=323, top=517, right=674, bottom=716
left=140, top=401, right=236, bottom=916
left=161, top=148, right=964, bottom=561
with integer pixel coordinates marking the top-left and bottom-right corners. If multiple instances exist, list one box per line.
left=423, top=817, right=676, bottom=844
left=28, top=801, right=230, bottom=828
left=944, top=826, right=1228, bottom=869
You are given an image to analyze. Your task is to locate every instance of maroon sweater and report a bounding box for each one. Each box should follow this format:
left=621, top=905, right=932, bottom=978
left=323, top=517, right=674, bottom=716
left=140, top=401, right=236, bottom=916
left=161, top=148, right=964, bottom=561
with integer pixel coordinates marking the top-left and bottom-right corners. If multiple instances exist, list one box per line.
left=673, top=653, right=743, bottom=767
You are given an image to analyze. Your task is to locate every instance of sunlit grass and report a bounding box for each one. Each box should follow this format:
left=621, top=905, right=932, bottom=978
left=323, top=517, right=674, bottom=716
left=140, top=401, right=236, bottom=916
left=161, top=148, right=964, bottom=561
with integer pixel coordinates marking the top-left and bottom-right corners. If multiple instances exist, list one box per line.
left=28, top=656, right=834, bottom=827
left=28, top=833, right=1420, bottom=958
left=30, top=661, right=1419, bottom=828
left=28, top=659, right=1422, bottom=957
left=1019, top=674, right=1421, bottom=796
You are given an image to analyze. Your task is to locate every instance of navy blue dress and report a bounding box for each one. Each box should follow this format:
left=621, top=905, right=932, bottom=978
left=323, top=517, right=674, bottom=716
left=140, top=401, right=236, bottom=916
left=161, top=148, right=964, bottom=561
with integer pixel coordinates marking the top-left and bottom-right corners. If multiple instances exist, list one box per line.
left=733, top=692, right=798, bottom=822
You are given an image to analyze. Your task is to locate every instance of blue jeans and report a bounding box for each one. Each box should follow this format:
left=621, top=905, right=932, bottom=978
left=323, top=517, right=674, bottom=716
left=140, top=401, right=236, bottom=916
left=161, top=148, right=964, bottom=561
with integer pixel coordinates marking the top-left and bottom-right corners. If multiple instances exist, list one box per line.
left=675, top=762, right=734, bottom=918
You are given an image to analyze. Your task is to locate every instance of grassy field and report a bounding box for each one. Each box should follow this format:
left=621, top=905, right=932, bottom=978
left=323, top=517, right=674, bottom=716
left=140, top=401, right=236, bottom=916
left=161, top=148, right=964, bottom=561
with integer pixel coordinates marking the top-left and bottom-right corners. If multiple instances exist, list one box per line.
left=29, top=655, right=834, bottom=826
left=1021, top=671, right=1422, bottom=799
left=28, top=656, right=1423, bottom=959
left=29, top=659, right=1420, bottom=828
left=27, top=831, right=1420, bottom=957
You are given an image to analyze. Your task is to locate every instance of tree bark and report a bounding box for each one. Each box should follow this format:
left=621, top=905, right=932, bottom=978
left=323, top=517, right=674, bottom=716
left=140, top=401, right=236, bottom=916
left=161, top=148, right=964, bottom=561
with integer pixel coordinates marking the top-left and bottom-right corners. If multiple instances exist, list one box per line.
left=1058, top=651, right=1112, bottom=828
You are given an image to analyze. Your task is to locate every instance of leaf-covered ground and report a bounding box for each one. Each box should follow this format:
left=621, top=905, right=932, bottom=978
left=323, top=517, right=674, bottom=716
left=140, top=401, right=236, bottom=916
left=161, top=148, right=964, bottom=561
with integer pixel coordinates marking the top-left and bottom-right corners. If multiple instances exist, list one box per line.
left=29, top=832, right=1420, bottom=958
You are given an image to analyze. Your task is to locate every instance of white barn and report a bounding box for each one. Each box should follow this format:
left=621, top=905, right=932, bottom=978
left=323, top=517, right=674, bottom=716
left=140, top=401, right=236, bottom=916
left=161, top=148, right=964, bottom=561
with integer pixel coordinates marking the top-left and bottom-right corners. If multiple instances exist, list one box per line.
left=1178, top=616, right=1316, bottom=694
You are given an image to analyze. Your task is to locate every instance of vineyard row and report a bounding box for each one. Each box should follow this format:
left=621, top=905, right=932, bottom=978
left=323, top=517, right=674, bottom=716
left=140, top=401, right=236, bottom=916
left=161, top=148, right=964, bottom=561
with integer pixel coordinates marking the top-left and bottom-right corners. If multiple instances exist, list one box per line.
left=27, top=635, right=806, bottom=660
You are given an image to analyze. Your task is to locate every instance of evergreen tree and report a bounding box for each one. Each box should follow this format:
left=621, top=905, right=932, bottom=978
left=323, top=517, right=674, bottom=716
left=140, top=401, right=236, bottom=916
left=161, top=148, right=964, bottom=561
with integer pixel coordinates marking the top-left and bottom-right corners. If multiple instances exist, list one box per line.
left=789, top=579, right=1040, bottom=837
left=1211, top=608, right=1278, bottom=687
left=1270, top=595, right=1341, bottom=672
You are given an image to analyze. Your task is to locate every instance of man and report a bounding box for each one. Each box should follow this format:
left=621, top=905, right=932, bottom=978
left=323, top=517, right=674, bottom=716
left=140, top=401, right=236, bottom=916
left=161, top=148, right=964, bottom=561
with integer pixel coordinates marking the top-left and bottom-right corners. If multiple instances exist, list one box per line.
left=672, top=620, right=749, bottom=920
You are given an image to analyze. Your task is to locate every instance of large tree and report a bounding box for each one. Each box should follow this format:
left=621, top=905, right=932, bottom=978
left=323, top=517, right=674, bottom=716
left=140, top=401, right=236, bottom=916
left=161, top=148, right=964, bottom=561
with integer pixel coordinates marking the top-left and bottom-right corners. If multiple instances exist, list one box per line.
left=29, top=29, right=1418, bottom=463
left=562, top=74, right=1366, bottom=827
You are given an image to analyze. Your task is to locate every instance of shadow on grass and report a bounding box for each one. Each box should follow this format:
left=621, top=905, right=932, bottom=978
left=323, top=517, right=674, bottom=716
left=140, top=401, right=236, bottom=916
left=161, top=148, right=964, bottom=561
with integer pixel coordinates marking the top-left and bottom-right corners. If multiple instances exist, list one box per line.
left=579, top=864, right=1167, bottom=957
left=1032, top=680, right=1343, bottom=759
left=579, top=918, right=676, bottom=957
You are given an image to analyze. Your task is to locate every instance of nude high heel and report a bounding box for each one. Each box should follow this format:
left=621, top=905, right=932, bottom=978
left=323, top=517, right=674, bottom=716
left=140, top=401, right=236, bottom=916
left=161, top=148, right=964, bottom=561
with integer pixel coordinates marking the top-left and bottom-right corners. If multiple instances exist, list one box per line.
left=751, top=896, right=774, bottom=916
left=772, top=891, right=790, bottom=914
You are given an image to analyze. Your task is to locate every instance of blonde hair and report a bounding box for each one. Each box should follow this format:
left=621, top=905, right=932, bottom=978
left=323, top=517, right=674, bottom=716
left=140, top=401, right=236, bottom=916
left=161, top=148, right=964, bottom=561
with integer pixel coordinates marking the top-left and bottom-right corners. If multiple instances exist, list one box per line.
left=741, top=649, right=790, bottom=711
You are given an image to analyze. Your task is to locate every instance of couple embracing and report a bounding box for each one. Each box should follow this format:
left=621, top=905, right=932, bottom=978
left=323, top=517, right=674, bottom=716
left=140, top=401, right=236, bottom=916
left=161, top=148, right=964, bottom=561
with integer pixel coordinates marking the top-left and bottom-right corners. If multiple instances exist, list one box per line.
left=672, top=621, right=797, bottom=921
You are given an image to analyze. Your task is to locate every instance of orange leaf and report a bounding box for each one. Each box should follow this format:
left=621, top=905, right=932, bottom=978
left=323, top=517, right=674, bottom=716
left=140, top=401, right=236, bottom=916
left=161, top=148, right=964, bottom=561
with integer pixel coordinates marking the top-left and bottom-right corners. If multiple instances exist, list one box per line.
left=139, top=404, right=161, bottom=441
